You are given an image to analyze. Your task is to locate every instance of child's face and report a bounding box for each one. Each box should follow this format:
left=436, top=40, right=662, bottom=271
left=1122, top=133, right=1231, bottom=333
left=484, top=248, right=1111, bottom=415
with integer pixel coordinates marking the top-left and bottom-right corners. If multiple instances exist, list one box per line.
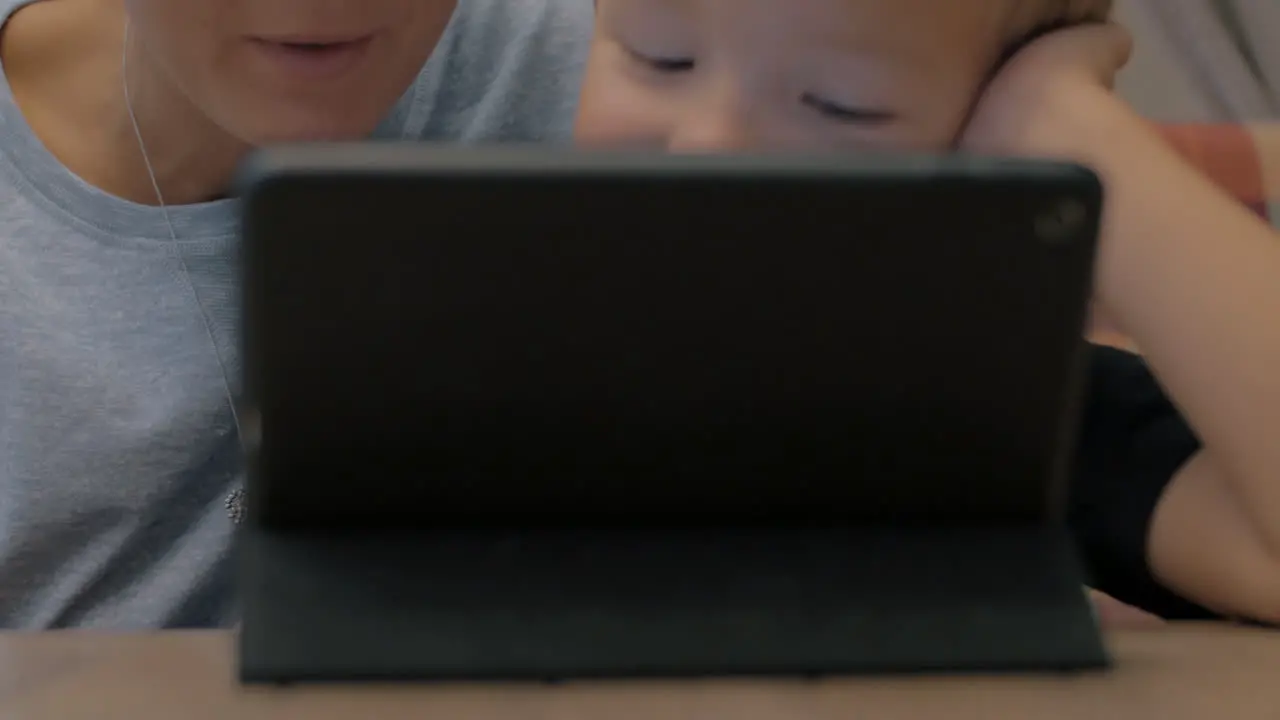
left=575, top=0, right=1026, bottom=152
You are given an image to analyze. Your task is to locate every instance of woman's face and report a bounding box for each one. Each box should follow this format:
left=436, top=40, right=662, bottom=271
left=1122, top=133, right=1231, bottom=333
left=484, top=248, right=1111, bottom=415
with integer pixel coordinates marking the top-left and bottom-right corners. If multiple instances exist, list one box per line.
left=124, top=0, right=456, bottom=143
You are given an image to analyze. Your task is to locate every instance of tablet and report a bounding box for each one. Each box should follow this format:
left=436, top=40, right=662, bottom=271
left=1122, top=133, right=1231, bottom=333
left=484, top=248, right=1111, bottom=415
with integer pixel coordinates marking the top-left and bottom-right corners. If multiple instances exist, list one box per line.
left=239, top=146, right=1099, bottom=530
left=236, top=146, right=1106, bottom=681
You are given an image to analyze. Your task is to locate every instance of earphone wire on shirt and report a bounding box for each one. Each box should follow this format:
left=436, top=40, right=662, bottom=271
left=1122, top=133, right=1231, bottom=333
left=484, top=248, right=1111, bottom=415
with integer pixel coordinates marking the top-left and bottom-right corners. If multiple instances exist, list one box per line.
left=122, top=19, right=248, bottom=524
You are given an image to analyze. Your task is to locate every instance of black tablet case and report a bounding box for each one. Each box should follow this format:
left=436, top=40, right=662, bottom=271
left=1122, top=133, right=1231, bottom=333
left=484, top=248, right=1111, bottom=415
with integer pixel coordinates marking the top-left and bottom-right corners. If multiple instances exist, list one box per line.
left=236, top=148, right=1107, bottom=682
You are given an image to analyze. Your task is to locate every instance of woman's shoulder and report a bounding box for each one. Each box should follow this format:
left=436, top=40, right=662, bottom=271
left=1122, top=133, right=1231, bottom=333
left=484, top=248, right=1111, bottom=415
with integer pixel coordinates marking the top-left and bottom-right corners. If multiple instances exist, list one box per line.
left=1, top=0, right=114, bottom=81
left=381, top=0, right=592, bottom=143
left=449, top=0, right=594, bottom=43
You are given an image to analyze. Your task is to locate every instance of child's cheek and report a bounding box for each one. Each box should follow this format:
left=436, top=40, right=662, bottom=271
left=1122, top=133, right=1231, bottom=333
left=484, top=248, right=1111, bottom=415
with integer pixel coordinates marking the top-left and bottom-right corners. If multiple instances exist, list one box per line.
left=575, top=43, right=686, bottom=148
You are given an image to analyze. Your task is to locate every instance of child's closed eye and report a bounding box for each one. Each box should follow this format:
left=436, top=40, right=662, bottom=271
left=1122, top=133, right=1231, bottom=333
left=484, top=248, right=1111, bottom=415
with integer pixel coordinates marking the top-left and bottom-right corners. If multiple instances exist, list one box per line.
left=800, top=92, right=896, bottom=126
left=622, top=44, right=696, bottom=73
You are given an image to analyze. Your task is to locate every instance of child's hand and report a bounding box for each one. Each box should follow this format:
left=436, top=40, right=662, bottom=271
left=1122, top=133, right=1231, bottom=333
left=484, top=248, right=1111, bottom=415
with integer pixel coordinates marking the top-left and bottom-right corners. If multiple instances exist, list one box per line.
left=1089, top=589, right=1165, bottom=629
left=960, top=22, right=1132, bottom=159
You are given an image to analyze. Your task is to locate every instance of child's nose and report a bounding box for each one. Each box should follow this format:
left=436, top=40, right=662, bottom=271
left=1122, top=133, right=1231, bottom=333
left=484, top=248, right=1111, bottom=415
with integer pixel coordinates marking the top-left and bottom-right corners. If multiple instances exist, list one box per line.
left=666, top=101, right=758, bottom=153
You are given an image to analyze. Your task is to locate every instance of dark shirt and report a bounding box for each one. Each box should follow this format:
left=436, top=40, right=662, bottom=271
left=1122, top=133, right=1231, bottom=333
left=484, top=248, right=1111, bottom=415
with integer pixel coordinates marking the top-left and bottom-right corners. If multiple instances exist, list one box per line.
left=1069, top=344, right=1218, bottom=619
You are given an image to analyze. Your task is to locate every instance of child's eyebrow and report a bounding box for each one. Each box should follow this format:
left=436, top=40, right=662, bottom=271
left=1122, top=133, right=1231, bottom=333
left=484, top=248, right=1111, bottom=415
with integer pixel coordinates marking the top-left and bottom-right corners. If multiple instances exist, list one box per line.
left=599, top=0, right=693, bottom=23
left=801, top=13, right=978, bottom=67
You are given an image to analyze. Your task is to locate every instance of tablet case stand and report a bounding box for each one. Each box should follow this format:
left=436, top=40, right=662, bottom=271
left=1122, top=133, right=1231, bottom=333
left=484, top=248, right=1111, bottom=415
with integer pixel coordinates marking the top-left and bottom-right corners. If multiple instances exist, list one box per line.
left=238, top=523, right=1107, bottom=682
left=234, top=149, right=1110, bottom=682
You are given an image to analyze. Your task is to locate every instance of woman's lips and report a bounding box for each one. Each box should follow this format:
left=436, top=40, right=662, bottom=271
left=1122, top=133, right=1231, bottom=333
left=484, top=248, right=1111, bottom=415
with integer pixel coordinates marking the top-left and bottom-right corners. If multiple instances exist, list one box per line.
left=248, top=35, right=376, bottom=81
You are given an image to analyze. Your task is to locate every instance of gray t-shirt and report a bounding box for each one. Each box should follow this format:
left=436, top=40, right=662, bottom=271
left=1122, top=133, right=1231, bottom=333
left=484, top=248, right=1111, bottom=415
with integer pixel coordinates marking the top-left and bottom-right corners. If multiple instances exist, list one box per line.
left=0, top=0, right=590, bottom=628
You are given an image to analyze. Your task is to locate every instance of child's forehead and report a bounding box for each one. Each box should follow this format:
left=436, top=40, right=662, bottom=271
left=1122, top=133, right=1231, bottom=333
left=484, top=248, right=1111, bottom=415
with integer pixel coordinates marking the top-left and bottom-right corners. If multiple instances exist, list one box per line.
left=812, top=0, right=1023, bottom=52
left=605, top=0, right=1027, bottom=55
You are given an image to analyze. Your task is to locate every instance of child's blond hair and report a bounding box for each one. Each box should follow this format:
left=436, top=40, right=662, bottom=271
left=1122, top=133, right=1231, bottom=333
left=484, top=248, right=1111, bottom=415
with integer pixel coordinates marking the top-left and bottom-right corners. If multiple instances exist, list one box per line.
left=999, top=0, right=1113, bottom=64
left=1011, top=0, right=1114, bottom=38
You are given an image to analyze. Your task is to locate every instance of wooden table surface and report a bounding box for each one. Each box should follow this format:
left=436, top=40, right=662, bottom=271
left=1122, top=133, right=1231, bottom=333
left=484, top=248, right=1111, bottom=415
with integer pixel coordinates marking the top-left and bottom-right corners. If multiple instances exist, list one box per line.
left=1, top=625, right=1277, bottom=719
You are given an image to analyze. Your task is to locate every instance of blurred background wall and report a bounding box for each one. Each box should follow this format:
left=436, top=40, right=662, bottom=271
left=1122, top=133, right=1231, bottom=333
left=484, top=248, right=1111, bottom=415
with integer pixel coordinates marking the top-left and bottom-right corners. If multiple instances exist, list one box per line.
left=1116, top=0, right=1278, bottom=121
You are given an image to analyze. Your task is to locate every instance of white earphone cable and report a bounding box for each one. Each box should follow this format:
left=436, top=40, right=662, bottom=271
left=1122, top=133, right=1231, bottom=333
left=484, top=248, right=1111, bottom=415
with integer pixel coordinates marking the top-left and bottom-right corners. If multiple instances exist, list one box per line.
left=123, top=19, right=248, bottom=523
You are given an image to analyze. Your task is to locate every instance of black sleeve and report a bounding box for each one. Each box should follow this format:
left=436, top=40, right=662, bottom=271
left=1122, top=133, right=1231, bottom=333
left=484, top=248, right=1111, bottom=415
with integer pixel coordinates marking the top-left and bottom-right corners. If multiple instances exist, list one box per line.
left=1067, top=344, right=1219, bottom=620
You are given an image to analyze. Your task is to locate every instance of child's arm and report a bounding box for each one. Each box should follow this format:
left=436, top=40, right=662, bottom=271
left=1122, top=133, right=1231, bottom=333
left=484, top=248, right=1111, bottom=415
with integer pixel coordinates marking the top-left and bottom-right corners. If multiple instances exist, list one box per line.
left=965, top=25, right=1280, bottom=624
left=1057, top=89, right=1280, bottom=624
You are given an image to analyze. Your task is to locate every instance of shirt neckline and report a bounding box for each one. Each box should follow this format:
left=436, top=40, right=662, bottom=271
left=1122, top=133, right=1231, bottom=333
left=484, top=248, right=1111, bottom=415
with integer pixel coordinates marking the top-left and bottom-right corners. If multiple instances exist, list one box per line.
left=0, top=0, right=250, bottom=244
